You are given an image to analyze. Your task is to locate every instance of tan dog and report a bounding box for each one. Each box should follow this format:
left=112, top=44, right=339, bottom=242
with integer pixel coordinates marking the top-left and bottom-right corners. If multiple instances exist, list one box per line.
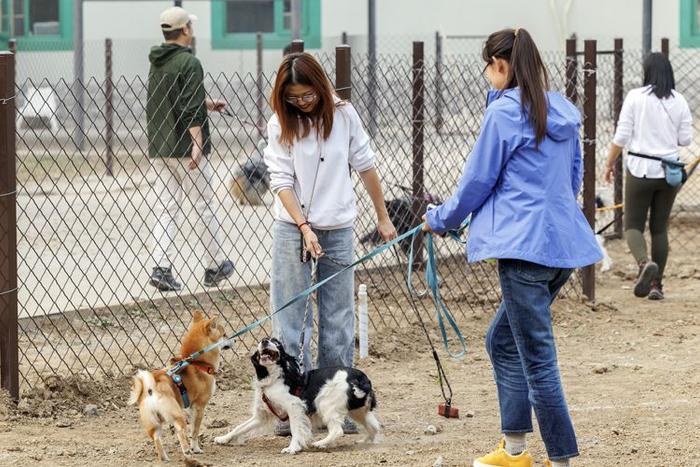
left=128, top=310, right=228, bottom=462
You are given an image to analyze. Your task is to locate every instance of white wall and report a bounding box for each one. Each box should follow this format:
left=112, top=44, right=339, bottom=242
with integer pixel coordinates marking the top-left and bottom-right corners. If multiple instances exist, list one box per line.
left=16, top=0, right=686, bottom=81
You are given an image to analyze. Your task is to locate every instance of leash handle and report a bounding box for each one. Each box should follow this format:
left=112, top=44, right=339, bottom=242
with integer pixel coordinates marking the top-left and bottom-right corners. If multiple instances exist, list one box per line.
left=425, top=234, right=468, bottom=358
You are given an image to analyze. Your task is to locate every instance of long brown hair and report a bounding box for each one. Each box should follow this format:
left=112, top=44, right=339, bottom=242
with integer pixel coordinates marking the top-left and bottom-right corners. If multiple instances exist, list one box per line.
left=482, top=28, right=550, bottom=143
left=270, top=52, right=337, bottom=147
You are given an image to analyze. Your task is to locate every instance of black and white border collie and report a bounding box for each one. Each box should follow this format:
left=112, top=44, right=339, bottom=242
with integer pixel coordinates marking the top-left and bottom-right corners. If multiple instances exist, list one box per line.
left=214, top=337, right=381, bottom=454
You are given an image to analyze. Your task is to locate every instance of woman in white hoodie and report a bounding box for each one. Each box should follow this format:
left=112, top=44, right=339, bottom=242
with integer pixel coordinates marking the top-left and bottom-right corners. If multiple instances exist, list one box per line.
left=263, top=53, right=396, bottom=376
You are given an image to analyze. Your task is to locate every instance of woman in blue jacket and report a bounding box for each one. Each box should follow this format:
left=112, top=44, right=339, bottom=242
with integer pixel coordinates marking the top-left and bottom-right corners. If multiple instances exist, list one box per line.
left=424, top=29, right=602, bottom=467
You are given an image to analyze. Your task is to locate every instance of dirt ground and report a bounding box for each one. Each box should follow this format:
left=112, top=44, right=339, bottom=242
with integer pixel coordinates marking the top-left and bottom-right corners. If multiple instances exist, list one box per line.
left=1, top=237, right=699, bottom=467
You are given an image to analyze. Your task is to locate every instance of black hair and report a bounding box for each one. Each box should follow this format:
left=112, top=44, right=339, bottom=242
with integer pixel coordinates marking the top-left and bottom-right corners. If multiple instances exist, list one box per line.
left=482, top=28, right=550, bottom=143
left=643, top=52, right=675, bottom=99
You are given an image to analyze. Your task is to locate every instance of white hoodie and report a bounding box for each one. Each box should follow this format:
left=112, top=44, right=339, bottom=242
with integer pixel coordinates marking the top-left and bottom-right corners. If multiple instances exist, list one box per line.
left=263, top=102, right=375, bottom=230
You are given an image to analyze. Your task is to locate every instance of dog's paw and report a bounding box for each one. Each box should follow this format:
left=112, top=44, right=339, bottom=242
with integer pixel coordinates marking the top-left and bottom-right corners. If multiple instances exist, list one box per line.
left=312, top=440, right=332, bottom=449
left=213, top=436, right=229, bottom=445
left=281, top=445, right=301, bottom=455
left=190, top=446, right=203, bottom=454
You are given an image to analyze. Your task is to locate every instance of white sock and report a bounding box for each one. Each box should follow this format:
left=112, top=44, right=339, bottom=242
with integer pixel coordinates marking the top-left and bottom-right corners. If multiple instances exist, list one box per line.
left=504, top=432, right=527, bottom=455
left=550, top=460, right=571, bottom=467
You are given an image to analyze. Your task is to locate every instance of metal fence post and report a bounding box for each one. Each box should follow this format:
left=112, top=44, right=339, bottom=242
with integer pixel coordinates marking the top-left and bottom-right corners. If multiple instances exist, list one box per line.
left=73, top=0, right=85, bottom=152
left=335, top=45, right=351, bottom=101
left=565, top=38, right=578, bottom=105
left=661, top=37, right=669, bottom=58
left=367, top=0, right=378, bottom=137
left=612, top=38, right=624, bottom=239
left=0, top=51, right=19, bottom=401
left=290, top=39, right=304, bottom=53
left=412, top=41, right=425, bottom=266
left=105, top=38, right=114, bottom=177
left=256, top=32, right=264, bottom=136
left=8, top=39, right=16, bottom=55
left=582, top=40, right=597, bottom=301
left=435, top=31, right=443, bottom=135
left=341, top=31, right=348, bottom=45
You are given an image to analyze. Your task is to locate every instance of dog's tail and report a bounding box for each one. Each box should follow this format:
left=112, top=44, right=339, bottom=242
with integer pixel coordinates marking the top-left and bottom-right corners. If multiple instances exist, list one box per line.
left=128, top=369, right=156, bottom=406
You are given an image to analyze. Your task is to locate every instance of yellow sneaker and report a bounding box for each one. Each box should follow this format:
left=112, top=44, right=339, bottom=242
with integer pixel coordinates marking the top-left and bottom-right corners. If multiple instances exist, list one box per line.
left=473, top=439, right=534, bottom=467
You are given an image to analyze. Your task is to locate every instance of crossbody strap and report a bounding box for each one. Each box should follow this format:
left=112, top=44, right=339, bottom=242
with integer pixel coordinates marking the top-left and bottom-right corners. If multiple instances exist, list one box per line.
left=628, top=151, right=686, bottom=168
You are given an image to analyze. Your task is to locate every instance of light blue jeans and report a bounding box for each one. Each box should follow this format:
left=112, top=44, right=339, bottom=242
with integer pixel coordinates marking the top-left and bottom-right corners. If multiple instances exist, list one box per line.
left=271, top=221, right=355, bottom=370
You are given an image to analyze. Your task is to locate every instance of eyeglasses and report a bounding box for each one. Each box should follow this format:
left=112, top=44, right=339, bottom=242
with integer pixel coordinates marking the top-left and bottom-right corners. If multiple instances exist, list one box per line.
left=286, top=92, right=317, bottom=105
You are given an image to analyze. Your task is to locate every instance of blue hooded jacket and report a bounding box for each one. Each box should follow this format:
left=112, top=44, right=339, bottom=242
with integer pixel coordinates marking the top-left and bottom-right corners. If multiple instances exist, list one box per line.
left=426, top=88, right=602, bottom=269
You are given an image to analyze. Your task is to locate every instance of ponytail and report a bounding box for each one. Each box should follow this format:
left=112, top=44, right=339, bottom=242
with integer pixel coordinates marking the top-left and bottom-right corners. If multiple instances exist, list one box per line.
left=482, top=28, right=550, bottom=143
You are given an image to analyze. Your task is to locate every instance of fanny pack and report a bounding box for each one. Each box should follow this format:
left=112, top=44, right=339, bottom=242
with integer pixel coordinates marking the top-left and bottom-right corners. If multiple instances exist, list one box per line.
left=628, top=151, right=688, bottom=187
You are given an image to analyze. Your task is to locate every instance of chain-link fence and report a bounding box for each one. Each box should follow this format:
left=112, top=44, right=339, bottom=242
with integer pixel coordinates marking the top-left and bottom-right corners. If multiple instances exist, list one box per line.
left=4, top=35, right=698, bottom=396
left=4, top=41, right=516, bottom=392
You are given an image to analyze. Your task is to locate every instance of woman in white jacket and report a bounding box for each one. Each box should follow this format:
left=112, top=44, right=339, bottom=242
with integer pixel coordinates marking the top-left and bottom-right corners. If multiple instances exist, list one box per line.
left=263, top=53, right=396, bottom=381
left=604, top=52, right=693, bottom=300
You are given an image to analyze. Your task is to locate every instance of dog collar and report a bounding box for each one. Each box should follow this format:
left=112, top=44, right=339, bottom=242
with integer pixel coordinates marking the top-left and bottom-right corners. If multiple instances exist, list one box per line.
left=262, top=393, right=289, bottom=422
left=189, top=360, right=216, bottom=375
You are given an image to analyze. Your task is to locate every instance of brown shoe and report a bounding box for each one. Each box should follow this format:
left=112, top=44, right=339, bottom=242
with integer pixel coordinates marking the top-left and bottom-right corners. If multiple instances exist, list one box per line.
left=634, top=261, right=658, bottom=297
left=648, top=280, right=664, bottom=300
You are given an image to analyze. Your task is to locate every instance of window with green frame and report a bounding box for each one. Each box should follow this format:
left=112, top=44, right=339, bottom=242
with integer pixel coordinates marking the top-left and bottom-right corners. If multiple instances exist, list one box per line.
left=680, top=0, right=700, bottom=47
left=212, top=0, right=321, bottom=50
left=0, top=0, right=73, bottom=51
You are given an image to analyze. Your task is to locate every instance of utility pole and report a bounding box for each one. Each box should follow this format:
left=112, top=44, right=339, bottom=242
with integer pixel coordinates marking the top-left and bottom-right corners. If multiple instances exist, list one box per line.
left=642, top=0, right=652, bottom=57
left=73, top=0, right=85, bottom=151
left=291, top=0, right=301, bottom=40
left=367, top=0, right=377, bottom=135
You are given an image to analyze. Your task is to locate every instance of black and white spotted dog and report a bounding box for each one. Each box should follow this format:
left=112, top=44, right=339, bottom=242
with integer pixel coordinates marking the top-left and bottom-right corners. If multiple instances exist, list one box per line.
left=214, top=337, right=380, bottom=454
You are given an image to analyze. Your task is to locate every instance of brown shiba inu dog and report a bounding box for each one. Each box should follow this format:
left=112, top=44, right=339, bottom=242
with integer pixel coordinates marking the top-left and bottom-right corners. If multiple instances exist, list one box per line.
left=128, top=310, right=229, bottom=461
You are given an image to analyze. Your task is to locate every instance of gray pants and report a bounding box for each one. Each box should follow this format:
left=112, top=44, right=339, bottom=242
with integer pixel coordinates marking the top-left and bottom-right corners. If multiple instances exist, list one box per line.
left=271, top=221, right=355, bottom=370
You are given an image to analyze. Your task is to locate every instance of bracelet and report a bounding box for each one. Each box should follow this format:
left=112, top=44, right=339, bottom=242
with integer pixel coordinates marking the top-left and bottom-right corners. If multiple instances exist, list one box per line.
left=297, top=221, right=311, bottom=231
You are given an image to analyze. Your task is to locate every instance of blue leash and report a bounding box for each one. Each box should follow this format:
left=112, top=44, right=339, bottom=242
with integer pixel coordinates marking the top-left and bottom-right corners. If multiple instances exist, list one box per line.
left=407, top=218, right=470, bottom=358
left=227, top=219, right=470, bottom=359
left=229, top=224, right=425, bottom=339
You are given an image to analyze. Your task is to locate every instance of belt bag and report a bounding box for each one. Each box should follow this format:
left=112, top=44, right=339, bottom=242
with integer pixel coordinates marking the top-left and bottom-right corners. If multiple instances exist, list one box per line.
left=628, top=151, right=687, bottom=187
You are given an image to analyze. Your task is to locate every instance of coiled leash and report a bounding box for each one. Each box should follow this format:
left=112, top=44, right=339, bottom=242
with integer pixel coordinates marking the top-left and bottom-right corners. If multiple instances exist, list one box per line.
left=165, top=337, right=235, bottom=408
left=404, top=217, right=470, bottom=418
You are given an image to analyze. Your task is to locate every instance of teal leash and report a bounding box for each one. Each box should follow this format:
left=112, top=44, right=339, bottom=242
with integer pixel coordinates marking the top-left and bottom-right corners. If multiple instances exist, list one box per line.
left=228, top=218, right=471, bottom=361
left=406, top=218, right=470, bottom=358
left=229, top=224, right=425, bottom=340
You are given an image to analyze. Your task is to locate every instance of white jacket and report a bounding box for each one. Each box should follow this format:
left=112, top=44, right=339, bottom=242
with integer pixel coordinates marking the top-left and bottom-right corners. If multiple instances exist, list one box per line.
left=613, top=86, right=693, bottom=178
left=263, top=102, right=375, bottom=229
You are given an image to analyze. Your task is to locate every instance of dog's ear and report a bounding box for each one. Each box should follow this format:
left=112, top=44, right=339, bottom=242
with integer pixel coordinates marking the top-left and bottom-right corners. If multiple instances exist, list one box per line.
left=207, top=316, right=221, bottom=335
left=192, top=310, right=206, bottom=323
left=250, top=350, right=260, bottom=365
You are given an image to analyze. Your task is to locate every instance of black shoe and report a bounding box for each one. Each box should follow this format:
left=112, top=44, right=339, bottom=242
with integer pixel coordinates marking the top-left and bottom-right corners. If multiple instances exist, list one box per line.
left=634, top=260, right=658, bottom=298
left=149, top=267, right=182, bottom=292
left=648, top=280, right=664, bottom=300
left=342, top=418, right=359, bottom=434
left=203, top=259, right=235, bottom=287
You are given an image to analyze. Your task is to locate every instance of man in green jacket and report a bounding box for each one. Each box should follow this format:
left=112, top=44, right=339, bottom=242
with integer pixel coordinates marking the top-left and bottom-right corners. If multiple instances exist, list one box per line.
left=147, top=6, right=234, bottom=292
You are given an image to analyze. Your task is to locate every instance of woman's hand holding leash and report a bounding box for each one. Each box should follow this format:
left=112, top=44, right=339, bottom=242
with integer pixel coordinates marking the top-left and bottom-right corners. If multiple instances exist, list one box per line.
left=377, top=216, right=397, bottom=242
left=421, top=214, right=434, bottom=233
left=300, top=224, right=323, bottom=258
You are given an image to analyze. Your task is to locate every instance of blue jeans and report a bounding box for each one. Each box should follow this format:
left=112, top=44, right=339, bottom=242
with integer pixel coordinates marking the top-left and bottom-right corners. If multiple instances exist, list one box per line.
left=271, top=221, right=355, bottom=370
left=486, top=259, right=578, bottom=461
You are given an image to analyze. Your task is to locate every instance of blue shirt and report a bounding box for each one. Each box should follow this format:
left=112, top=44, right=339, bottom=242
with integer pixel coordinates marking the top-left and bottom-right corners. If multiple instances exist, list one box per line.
left=426, top=88, right=602, bottom=269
